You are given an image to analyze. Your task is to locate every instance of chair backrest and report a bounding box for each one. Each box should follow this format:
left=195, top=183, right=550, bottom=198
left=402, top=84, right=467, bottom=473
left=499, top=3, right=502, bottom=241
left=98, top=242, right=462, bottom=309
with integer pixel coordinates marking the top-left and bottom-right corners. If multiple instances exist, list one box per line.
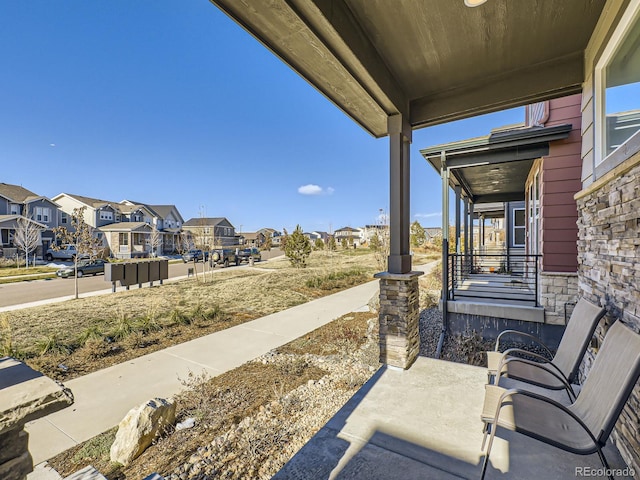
left=570, top=321, right=640, bottom=443
left=552, top=298, right=606, bottom=382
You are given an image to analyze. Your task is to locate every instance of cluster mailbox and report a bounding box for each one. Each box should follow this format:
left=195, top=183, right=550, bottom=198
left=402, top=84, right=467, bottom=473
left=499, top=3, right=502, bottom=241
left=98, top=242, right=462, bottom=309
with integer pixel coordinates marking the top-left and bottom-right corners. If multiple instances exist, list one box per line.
left=104, top=259, right=169, bottom=291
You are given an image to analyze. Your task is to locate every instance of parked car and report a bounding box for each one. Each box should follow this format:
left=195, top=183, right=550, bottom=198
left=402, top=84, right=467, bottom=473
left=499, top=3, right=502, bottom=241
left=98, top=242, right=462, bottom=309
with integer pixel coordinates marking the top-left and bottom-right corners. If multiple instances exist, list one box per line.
left=210, top=249, right=238, bottom=268
left=237, top=247, right=262, bottom=263
left=46, top=244, right=89, bottom=262
left=182, top=249, right=208, bottom=263
left=56, top=259, right=108, bottom=278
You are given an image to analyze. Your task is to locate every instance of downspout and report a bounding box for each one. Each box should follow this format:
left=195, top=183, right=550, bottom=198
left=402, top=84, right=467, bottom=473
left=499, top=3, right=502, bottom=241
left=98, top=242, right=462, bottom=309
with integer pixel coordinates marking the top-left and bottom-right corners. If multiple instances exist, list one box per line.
left=436, top=151, right=449, bottom=358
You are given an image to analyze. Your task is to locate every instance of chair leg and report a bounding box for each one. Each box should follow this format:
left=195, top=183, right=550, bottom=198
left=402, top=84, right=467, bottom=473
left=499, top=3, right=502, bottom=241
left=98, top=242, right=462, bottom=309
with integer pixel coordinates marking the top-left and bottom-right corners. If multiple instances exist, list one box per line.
left=594, top=444, right=613, bottom=480
left=481, top=422, right=490, bottom=450
left=480, top=421, right=499, bottom=480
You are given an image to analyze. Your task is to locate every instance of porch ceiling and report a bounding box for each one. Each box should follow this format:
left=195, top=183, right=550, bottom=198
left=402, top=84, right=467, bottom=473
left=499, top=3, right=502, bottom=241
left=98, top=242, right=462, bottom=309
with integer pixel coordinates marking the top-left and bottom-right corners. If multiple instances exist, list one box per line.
left=208, top=0, right=605, bottom=137
left=420, top=123, right=572, bottom=203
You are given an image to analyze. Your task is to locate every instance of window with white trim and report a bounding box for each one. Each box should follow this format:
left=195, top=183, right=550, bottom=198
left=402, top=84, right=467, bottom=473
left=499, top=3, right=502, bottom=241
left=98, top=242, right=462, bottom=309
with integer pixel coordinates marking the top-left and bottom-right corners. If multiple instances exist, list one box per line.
left=595, top=0, right=640, bottom=164
left=100, top=210, right=113, bottom=221
left=10, top=204, right=20, bottom=215
left=35, top=206, right=51, bottom=222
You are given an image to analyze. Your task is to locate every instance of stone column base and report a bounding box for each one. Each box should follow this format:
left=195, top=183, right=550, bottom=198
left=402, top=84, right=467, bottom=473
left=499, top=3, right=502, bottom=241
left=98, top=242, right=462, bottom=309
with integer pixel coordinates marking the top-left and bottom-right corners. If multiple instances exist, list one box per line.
left=375, top=271, right=423, bottom=369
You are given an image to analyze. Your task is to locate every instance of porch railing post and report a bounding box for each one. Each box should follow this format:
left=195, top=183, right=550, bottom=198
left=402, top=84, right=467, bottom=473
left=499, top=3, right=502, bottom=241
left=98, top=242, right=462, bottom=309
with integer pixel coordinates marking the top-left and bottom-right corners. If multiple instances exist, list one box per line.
left=534, top=254, right=539, bottom=307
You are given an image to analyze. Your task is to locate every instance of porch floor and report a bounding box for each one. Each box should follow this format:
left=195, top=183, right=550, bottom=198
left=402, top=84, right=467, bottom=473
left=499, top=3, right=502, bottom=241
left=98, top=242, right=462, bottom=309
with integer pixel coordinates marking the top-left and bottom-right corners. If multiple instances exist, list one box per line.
left=273, top=357, right=631, bottom=479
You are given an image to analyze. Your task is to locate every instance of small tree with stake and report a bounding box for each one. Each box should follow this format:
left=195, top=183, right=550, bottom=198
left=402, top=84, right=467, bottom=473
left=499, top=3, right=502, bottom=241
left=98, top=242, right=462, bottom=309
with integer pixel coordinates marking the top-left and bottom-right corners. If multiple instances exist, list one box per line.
left=283, top=225, right=311, bottom=268
left=53, top=206, right=104, bottom=300
left=149, top=222, right=162, bottom=257
left=13, top=216, right=43, bottom=268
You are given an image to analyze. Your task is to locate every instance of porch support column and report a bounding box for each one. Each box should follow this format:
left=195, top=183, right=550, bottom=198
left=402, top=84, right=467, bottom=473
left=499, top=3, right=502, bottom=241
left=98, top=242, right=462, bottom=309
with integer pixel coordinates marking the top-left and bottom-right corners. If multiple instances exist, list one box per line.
left=375, top=113, right=422, bottom=370
left=387, top=114, right=411, bottom=274
left=440, top=155, right=450, bottom=356
left=455, top=186, right=461, bottom=254
left=469, top=202, right=475, bottom=261
left=464, top=197, right=470, bottom=268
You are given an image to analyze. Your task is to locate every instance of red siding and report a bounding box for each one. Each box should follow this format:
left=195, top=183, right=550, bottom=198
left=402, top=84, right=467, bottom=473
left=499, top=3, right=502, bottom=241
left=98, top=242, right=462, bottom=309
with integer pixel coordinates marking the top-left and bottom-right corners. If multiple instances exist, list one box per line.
left=543, top=179, right=582, bottom=194
left=540, top=94, right=582, bottom=273
left=543, top=204, right=578, bottom=218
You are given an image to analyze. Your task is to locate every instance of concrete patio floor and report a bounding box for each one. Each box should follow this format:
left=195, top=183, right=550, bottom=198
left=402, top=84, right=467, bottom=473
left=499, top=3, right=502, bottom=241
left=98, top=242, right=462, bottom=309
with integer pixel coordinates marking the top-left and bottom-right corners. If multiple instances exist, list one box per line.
left=274, top=356, right=633, bottom=480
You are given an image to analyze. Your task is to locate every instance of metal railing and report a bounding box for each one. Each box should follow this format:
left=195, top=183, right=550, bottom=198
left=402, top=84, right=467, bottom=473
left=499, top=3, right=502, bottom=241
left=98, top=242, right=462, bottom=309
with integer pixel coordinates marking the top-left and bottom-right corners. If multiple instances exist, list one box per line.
left=447, top=253, right=541, bottom=306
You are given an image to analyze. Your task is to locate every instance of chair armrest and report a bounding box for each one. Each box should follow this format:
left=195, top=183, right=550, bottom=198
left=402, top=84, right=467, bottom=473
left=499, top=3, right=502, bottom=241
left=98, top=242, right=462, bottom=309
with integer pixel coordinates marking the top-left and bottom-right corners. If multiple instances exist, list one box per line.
left=487, top=347, right=555, bottom=375
left=494, top=330, right=554, bottom=360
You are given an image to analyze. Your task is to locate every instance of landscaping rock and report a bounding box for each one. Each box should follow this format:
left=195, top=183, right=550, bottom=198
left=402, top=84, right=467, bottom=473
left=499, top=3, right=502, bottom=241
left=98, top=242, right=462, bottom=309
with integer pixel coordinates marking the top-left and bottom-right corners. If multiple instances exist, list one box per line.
left=110, top=398, right=176, bottom=466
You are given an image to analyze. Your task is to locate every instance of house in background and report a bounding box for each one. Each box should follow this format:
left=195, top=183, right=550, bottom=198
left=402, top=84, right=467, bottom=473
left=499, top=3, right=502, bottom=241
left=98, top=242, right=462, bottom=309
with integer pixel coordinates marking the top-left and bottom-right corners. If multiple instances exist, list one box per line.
left=334, top=226, right=362, bottom=246
left=99, top=222, right=152, bottom=258
left=303, top=232, right=320, bottom=242
left=312, top=231, right=331, bottom=243
left=0, top=183, right=62, bottom=256
left=53, top=193, right=186, bottom=258
left=361, top=224, right=388, bottom=245
left=240, top=231, right=266, bottom=248
left=258, top=227, right=282, bottom=247
left=146, top=204, right=184, bottom=254
left=424, top=227, right=442, bottom=243
left=182, top=217, right=236, bottom=249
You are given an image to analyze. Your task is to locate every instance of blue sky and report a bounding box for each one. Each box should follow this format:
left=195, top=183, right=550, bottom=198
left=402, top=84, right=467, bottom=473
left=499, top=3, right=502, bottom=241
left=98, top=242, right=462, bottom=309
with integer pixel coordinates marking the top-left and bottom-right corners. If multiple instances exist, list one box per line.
left=0, top=0, right=523, bottom=233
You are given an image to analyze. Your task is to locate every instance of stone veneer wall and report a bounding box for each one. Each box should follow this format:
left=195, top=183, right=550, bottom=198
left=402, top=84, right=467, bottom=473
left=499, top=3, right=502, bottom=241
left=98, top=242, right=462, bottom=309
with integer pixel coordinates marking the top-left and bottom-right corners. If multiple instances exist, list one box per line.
left=576, top=154, right=640, bottom=474
left=539, top=272, right=579, bottom=325
left=377, top=273, right=421, bottom=369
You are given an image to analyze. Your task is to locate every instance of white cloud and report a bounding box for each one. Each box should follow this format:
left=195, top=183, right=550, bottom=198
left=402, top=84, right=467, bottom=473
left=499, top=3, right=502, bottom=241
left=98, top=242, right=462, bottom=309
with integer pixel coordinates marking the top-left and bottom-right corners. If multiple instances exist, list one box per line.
left=298, top=184, right=335, bottom=196
left=414, top=212, right=441, bottom=219
left=49, top=143, right=56, bottom=147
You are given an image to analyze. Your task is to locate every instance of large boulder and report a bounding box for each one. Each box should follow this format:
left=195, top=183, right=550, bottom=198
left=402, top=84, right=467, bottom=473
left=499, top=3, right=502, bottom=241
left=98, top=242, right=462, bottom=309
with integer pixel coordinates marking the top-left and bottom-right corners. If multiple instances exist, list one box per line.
left=110, top=398, right=176, bottom=466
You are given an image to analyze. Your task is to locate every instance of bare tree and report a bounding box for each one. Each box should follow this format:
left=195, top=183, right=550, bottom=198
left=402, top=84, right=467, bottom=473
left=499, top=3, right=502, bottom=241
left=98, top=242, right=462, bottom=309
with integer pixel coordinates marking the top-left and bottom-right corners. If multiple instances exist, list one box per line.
left=149, top=222, right=162, bottom=257
left=373, top=209, right=390, bottom=272
left=53, top=206, right=104, bottom=299
left=13, top=216, right=43, bottom=268
left=175, top=232, right=193, bottom=254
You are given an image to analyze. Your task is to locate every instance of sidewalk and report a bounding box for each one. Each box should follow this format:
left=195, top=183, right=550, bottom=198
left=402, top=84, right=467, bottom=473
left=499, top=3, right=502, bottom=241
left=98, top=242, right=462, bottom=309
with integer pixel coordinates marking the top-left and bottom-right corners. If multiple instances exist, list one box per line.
left=24, top=277, right=384, bottom=465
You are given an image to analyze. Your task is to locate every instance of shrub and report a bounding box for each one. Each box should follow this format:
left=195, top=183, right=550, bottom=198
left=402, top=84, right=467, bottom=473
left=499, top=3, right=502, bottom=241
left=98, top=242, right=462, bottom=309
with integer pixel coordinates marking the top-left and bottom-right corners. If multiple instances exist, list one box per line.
left=137, top=305, right=162, bottom=333
left=112, top=312, right=135, bottom=340
left=77, top=326, right=103, bottom=346
left=36, top=333, right=69, bottom=356
left=283, top=225, right=311, bottom=268
left=169, top=307, right=190, bottom=326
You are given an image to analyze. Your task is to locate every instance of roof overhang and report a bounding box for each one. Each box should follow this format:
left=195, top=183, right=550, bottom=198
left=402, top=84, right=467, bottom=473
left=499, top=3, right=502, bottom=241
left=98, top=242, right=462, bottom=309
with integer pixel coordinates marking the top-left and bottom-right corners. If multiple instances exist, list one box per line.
left=420, top=124, right=572, bottom=203
left=0, top=215, right=47, bottom=230
left=208, top=0, right=605, bottom=137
